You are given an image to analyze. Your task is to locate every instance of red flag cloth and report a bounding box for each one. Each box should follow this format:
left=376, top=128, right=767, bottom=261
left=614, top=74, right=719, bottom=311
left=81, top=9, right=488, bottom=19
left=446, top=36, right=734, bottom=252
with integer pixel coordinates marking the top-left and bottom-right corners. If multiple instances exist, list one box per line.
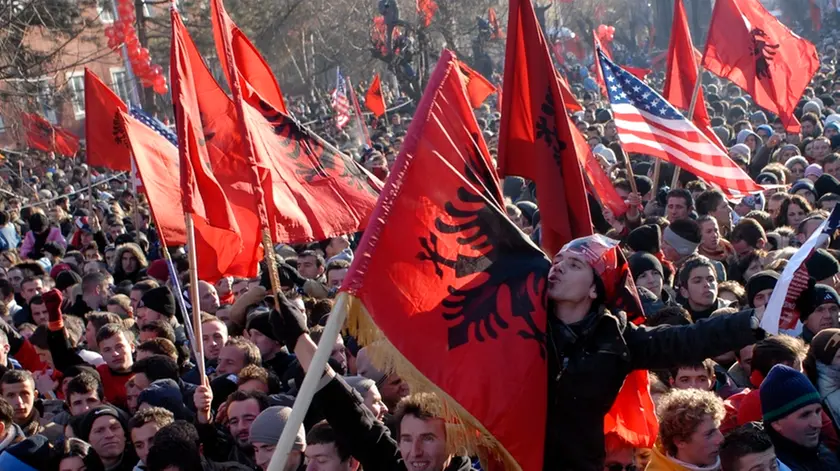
left=664, top=0, right=711, bottom=130
left=171, top=8, right=244, bottom=278
left=499, top=0, right=593, bottom=256
left=557, top=72, right=583, bottom=112
left=593, top=31, right=609, bottom=96
left=456, top=60, right=496, bottom=109
left=197, top=7, right=380, bottom=246
left=84, top=69, right=132, bottom=172
left=210, top=0, right=288, bottom=115
left=365, top=74, right=386, bottom=118
left=604, top=370, right=659, bottom=448
left=489, top=7, right=505, bottom=39
left=343, top=49, right=548, bottom=471
left=624, top=66, right=652, bottom=81
left=118, top=112, right=186, bottom=247
left=417, top=0, right=438, bottom=27
left=21, top=113, right=79, bottom=157
left=702, top=0, right=819, bottom=133
left=570, top=122, right=626, bottom=217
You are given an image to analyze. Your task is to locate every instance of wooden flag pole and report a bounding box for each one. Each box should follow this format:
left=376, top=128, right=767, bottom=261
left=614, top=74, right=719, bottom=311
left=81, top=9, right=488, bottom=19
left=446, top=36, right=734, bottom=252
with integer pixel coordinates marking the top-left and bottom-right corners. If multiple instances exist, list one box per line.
left=184, top=213, right=207, bottom=387
left=671, top=64, right=705, bottom=189
left=266, top=294, right=350, bottom=471
left=130, top=155, right=142, bottom=242
left=620, top=147, right=638, bottom=195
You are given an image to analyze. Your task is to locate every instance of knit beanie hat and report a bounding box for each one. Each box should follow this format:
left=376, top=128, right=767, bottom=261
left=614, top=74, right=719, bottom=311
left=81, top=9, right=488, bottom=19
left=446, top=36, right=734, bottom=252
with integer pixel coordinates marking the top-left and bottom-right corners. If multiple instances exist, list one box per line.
left=785, top=156, right=808, bottom=171
left=137, top=379, right=195, bottom=422
left=245, top=311, right=277, bottom=342
left=814, top=174, right=840, bottom=198
left=55, top=270, right=81, bottom=292
left=756, top=172, right=779, bottom=185
left=77, top=405, right=126, bottom=442
left=799, top=284, right=840, bottom=322
left=806, top=249, right=840, bottom=282
left=628, top=252, right=663, bottom=280
left=791, top=179, right=817, bottom=198
left=49, top=263, right=73, bottom=280
left=810, top=328, right=840, bottom=365
left=627, top=224, right=662, bottom=254
left=804, top=100, right=823, bottom=115
left=249, top=406, right=305, bottom=451
left=140, top=286, right=176, bottom=318
left=210, top=375, right=238, bottom=410
left=729, top=143, right=751, bottom=158
left=760, top=364, right=821, bottom=423
left=781, top=144, right=802, bottom=157
left=146, top=259, right=170, bottom=282
left=756, top=124, right=773, bottom=137
left=805, top=164, right=824, bottom=180
left=745, top=270, right=779, bottom=308
left=0, top=435, right=53, bottom=471
left=515, top=201, right=538, bottom=226
left=663, top=219, right=702, bottom=256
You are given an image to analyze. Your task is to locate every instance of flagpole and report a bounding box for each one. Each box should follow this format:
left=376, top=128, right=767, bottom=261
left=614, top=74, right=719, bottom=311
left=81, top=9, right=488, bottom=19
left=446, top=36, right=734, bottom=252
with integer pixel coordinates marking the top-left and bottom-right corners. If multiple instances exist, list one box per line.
left=183, top=213, right=207, bottom=387
left=346, top=77, right=371, bottom=146
left=670, top=64, right=705, bottom=189
left=130, top=155, right=142, bottom=242
left=267, top=294, right=349, bottom=471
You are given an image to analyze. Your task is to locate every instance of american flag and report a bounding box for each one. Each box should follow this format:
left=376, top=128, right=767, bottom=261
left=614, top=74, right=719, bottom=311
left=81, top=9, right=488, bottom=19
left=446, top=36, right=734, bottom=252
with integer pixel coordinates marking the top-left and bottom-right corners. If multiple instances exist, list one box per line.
left=331, top=68, right=351, bottom=129
left=597, top=50, right=761, bottom=197
left=129, top=104, right=178, bottom=147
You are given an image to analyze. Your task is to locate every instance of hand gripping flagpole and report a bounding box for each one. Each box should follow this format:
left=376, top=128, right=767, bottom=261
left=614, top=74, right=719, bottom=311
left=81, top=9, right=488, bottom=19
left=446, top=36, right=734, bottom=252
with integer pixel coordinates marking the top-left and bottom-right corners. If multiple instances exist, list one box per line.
left=183, top=213, right=207, bottom=387
left=267, top=293, right=349, bottom=471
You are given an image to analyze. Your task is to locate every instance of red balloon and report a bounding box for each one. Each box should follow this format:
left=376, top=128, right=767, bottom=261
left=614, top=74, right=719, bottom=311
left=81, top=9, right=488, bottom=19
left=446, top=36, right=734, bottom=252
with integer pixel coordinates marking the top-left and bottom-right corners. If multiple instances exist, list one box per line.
left=154, top=83, right=169, bottom=95
left=597, top=24, right=608, bottom=35
left=134, top=62, right=150, bottom=76
left=107, top=38, right=119, bottom=50
left=151, top=64, right=163, bottom=76
left=122, top=11, right=136, bottom=24
left=154, top=75, right=166, bottom=87
left=117, top=4, right=133, bottom=18
left=125, top=36, right=139, bottom=49
left=126, top=45, right=140, bottom=58
left=138, top=48, right=150, bottom=62
left=104, top=26, right=115, bottom=38
left=117, top=0, right=133, bottom=9
left=114, top=31, right=125, bottom=42
left=607, top=26, right=616, bottom=34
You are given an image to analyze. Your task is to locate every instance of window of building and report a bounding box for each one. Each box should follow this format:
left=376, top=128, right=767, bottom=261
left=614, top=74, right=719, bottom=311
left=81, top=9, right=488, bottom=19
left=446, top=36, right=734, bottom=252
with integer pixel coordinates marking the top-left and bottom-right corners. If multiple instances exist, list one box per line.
left=98, top=0, right=115, bottom=24
left=110, top=68, right=131, bottom=103
left=66, top=72, right=85, bottom=119
left=37, top=79, right=57, bottom=124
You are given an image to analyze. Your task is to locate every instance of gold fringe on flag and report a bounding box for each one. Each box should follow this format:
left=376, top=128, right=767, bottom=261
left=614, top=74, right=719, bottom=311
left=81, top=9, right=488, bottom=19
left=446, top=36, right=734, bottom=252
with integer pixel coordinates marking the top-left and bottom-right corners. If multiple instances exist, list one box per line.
left=340, top=292, right=522, bottom=470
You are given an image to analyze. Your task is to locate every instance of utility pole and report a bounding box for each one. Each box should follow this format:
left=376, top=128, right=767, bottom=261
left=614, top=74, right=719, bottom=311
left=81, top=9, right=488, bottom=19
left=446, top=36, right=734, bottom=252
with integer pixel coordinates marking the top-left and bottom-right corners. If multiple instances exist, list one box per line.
left=134, top=0, right=157, bottom=113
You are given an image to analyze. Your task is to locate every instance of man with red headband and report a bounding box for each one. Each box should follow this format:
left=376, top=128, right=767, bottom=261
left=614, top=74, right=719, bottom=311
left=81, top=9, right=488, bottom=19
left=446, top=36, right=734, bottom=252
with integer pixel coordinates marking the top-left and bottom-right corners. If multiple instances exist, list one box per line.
left=546, top=234, right=766, bottom=470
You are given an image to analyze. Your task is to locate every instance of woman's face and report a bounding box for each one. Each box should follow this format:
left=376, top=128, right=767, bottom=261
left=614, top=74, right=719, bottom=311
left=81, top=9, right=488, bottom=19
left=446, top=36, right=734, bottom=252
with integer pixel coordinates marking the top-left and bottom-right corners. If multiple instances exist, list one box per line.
left=745, top=135, right=757, bottom=151
left=790, top=163, right=805, bottom=181
left=787, top=202, right=807, bottom=227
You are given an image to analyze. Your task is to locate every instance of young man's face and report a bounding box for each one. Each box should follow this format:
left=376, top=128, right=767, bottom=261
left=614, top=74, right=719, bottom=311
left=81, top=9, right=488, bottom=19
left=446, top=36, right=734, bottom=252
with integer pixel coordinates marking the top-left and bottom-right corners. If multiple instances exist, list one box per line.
left=681, top=266, right=717, bottom=310
left=700, top=220, right=721, bottom=250
left=730, top=447, right=778, bottom=471
left=666, top=196, right=690, bottom=222
left=248, top=329, right=279, bottom=360
left=202, top=320, right=228, bottom=360
left=30, top=301, right=49, bottom=326
left=675, top=416, right=724, bottom=467
left=398, top=415, right=449, bottom=471
left=21, top=279, right=43, bottom=302
left=670, top=367, right=714, bottom=392
left=99, top=332, right=134, bottom=372
left=2, top=380, right=35, bottom=423
left=69, top=390, right=101, bottom=416
left=131, top=421, right=162, bottom=465
left=227, top=398, right=261, bottom=448
left=298, top=255, right=324, bottom=280
left=305, top=441, right=352, bottom=471
left=217, top=345, right=247, bottom=377
left=547, top=252, right=596, bottom=304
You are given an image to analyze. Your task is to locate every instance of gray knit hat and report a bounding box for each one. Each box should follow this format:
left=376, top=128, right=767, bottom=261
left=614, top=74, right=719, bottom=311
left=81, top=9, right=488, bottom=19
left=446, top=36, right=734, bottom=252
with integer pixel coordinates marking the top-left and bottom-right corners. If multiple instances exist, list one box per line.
left=249, top=406, right=305, bottom=451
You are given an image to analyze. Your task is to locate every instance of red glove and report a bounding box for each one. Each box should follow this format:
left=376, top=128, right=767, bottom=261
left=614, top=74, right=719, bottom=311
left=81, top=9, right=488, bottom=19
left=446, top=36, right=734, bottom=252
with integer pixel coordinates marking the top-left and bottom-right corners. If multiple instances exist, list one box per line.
left=42, top=289, right=64, bottom=330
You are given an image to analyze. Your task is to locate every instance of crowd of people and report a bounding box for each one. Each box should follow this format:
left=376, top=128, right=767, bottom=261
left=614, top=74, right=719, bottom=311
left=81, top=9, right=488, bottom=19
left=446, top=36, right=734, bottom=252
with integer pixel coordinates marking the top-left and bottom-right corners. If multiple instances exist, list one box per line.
left=3, top=5, right=840, bottom=471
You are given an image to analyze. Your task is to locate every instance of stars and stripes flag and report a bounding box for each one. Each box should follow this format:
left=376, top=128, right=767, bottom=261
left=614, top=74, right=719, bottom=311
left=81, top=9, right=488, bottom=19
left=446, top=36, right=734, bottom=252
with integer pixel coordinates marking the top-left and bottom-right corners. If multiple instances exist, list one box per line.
left=597, top=49, right=761, bottom=197
left=129, top=104, right=178, bottom=146
left=331, top=68, right=351, bottom=129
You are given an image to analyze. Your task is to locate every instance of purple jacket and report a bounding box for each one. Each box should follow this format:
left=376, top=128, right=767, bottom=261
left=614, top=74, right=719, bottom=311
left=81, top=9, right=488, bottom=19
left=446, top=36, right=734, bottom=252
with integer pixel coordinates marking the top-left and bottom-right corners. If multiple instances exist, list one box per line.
left=20, top=227, right=66, bottom=260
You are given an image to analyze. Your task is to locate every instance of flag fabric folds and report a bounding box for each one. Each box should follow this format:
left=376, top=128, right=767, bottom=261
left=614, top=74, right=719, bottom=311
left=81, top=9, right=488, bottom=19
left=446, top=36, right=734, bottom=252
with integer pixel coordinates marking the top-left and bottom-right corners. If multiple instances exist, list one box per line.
left=342, top=49, right=548, bottom=471
left=455, top=60, right=496, bottom=109
left=663, top=0, right=709, bottom=126
left=598, top=50, right=762, bottom=198
left=365, top=74, right=386, bottom=118
left=489, top=7, right=505, bottom=39
left=84, top=69, right=132, bottom=171
left=417, top=0, right=438, bottom=27
left=570, top=122, right=627, bottom=218
left=170, top=8, right=243, bottom=279
left=331, top=68, right=351, bottom=129
left=118, top=112, right=186, bottom=247
left=498, top=0, right=593, bottom=256
left=210, top=0, right=288, bottom=115
left=22, top=113, right=80, bottom=157
left=702, top=0, right=819, bottom=132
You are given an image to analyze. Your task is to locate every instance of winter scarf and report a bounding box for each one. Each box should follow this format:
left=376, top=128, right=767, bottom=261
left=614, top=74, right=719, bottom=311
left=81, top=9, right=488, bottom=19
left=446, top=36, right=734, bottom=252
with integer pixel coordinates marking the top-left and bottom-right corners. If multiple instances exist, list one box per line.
left=816, top=362, right=840, bottom=420
left=698, top=239, right=735, bottom=263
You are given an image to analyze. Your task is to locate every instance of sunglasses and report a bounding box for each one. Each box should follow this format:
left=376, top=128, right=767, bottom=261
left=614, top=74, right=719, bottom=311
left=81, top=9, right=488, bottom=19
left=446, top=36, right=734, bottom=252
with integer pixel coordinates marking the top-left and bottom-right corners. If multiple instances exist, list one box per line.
left=605, top=465, right=637, bottom=471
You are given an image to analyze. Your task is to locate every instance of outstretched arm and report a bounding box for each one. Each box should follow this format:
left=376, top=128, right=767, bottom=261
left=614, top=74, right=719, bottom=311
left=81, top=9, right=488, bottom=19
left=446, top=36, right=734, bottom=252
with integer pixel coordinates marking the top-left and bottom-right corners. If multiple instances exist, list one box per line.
left=626, top=309, right=764, bottom=371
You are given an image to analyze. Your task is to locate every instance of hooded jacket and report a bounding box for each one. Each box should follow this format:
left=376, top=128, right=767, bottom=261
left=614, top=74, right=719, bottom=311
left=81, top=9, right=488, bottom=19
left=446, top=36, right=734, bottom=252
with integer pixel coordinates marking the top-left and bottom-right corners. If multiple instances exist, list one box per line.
left=546, top=306, right=761, bottom=470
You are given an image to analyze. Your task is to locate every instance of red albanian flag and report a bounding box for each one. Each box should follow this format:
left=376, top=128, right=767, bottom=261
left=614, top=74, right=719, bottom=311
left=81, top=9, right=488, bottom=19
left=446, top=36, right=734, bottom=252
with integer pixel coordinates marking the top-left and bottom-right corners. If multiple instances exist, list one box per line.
left=22, top=113, right=79, bottom=157
left=365, top=74, right=386, bottom=118
left=499, top=0, right=593, bottom=256
left=702, top=0, right=819, bottom=132
left=455, top=60, right=496, bottom=109
left=343, top=49, right=548, bottom=471
left=210, top=0, right=288, bottom=115
left=84, top=69, right=131, bottom=171
left=664, top=0, right=710, bottom=127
